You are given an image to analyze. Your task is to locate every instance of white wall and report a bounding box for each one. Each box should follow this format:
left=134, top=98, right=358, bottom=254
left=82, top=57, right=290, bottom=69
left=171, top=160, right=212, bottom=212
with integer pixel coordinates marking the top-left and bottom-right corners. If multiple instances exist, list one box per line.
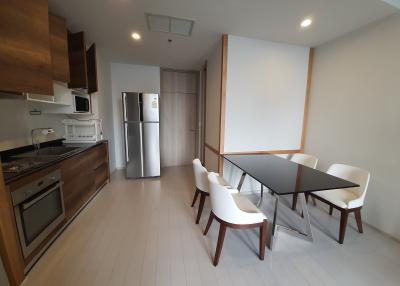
left=92, top=49, right=116, bottom=172
left=305, top=14, right=400, bottom=239
left=0, top=99, right=66, bottom=151
left=224, top=35, right=310, bottom=152
left=220, top=35, right=310, bottom=191
left=110, top=63, right=160, bottom=169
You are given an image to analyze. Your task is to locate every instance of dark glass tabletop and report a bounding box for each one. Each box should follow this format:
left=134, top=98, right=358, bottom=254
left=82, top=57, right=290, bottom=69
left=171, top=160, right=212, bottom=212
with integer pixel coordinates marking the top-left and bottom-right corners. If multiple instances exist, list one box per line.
left=223, top=154, right=359, bottom=195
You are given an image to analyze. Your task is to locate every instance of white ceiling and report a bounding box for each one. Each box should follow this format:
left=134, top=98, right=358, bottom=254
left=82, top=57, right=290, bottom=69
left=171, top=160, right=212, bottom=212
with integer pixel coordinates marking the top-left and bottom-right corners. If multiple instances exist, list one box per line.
left=49, top=0, right=397, bottom=70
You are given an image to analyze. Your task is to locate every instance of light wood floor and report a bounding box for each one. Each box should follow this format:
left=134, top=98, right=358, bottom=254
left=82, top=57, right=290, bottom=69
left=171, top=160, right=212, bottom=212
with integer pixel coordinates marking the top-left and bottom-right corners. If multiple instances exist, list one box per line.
left=22, top=166, right=400, bottom=286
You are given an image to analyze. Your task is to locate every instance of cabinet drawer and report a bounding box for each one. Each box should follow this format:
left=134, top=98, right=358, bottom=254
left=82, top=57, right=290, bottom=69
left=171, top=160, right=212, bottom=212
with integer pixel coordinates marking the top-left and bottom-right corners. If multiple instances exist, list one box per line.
left=61, top=152, right=95, bottom=220
left=94, top=163, right=109, bottom=190
left=87, top=143, right=108, bottom=170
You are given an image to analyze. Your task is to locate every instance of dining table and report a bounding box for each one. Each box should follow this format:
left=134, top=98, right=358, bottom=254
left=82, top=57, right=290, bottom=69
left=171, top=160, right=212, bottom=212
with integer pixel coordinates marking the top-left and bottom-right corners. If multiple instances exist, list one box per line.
left=223, top=154, right=359, bottom=249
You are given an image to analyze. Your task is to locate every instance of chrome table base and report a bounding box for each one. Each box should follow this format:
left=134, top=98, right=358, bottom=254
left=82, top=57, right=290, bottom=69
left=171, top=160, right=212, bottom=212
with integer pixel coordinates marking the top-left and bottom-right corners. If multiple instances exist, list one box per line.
left=236, top=172, right=313, bottom=250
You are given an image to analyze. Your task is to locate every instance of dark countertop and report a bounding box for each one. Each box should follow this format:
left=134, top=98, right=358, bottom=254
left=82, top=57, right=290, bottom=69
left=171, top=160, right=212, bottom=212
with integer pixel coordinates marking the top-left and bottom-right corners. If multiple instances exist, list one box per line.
left=1, top=139, right=108, bottom=185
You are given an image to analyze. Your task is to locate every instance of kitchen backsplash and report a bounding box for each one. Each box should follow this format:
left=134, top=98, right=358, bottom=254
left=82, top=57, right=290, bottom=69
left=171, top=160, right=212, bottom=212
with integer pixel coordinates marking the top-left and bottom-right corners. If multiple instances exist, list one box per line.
left=0, top=99, right=67, bottom=151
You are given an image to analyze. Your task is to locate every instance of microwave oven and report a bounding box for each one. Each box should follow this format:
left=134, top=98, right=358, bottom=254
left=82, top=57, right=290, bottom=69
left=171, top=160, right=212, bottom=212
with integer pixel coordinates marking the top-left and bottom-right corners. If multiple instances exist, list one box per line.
left=73, top=92, right=91, bottom=113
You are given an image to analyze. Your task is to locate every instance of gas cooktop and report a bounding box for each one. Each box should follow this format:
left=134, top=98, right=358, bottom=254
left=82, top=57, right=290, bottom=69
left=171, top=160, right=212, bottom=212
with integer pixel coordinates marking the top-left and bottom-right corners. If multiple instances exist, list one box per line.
left=2, top=160, right=44, bottom=174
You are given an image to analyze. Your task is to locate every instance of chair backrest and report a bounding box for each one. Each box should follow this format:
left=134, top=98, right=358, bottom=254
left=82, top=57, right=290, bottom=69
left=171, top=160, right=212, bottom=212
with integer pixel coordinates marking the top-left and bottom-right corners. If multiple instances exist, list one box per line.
left=327, top=164, right=371, bottom=202
left=192, top=159, right=209, bottom=192
left=291, top=153, right=318, bottom=169
left=208, top=172, right=243, bottom=224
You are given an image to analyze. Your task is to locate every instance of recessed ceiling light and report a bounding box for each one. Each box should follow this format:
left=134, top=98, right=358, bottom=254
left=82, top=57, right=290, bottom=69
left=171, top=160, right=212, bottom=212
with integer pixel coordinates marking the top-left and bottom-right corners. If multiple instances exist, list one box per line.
left=131, top=32, right=141, bottom=40
left=300, top=18, right=312, bottom=28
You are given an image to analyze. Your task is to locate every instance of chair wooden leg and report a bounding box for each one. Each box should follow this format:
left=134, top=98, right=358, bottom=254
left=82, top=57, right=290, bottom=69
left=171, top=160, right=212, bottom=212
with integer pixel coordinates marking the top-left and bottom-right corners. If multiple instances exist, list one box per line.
left=339, top=209, right=349, bottom=244
left=259, top=220, right=267, bottom=260
left=204, top=212, right=214, bottom=235
left=311, top=196, right=317, bottom=206
left=354, top=208, right=363, bottom=233
left=291, top=193, right=298, bottom=210
left=329, top=205, right=333, bottom=215
left=196, top=192, right=207, bottom=224
left=191, top=188, right=200, bottom=207
left=213, top=223, right=227, bottom=266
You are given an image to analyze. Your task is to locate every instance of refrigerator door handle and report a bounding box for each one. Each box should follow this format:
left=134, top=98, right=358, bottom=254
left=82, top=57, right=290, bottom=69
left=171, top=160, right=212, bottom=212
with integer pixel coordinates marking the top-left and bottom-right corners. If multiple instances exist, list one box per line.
left=139, top=93, right=144, bottom=122
left=124, top=123, right=129, bottom=162
left=122, top=92, right=128, bottom=121
left=139, top=122, right=144, bottom=176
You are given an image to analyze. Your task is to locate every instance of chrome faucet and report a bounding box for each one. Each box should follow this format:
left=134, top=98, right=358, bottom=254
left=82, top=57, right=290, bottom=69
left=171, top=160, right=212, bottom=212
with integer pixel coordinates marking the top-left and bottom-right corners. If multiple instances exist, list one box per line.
left=31, top=128, right=54, bottom=150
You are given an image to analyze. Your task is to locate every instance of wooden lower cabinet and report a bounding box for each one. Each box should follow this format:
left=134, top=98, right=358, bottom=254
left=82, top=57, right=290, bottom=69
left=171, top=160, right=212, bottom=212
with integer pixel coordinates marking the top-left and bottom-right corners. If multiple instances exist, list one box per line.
left=0, top=142, right=109, bottom=286
left=94, top=163, right=109, bottom=190
left=61, top=142, right=109, bottom=221
left=0, top=161, right=25, bottom=286
left=61, top=151, right=96, bottom=221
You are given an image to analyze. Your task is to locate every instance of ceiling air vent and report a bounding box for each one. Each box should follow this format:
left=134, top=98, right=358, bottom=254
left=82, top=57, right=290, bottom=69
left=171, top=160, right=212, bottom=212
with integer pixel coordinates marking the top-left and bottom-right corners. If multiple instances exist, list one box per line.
left=146, top=13, right=194, bottom=36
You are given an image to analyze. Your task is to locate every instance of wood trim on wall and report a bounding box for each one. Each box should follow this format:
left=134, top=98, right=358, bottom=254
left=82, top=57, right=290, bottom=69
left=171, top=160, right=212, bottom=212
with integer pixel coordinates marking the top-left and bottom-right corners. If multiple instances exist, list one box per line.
left=223, top=149, right=301, bottom=155
left=218, top=34, right=228, bottom=173
left=300, top=48, right=315, bottom=152
left=0, top=161, right=25, bottom=286
left=205, top=143, right=219, bottom=155
left=201, top=62, right=207, bottom=164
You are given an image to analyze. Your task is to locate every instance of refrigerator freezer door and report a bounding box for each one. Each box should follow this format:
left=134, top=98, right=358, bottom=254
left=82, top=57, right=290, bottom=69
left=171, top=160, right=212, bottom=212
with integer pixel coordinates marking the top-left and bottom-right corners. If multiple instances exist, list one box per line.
left=142, top=122, right=160, bottom=177
left=124, top=122, right=143, bottom=178
left=142, top=93, right=159, bottom=122
left=122, top=92, right=140, bottom=122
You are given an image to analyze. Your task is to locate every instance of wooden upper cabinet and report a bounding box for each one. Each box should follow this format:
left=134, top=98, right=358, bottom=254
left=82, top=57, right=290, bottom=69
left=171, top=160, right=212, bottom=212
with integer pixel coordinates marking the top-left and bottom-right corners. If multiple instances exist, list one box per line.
left=49, top=14, right=70, bottom=82
left=68, top=31, right=88, bottom=89
left=0, top=0, right=53, bottom=95
left=86, top=43, right=98, bottom=94
left=67, top=31, right=98, bottom=93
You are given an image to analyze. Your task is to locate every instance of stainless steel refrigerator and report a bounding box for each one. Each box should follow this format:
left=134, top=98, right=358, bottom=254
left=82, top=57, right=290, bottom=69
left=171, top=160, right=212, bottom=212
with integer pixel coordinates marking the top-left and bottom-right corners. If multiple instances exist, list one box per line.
left=122, top=92, right=160, bottom=178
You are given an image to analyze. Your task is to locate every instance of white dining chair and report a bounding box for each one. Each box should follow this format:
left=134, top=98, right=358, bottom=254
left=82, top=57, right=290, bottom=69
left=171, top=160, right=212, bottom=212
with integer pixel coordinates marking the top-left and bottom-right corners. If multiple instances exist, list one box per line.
left=191, top=159, right=230, bottom=224
left=274, top=154, right=289, bottom=159
left=203, top=172, right=267, bottom=266
left=291, top=153, right=318, bottom=168
left=311, top=164, right=370, bottom=244
left=290, top=153, right=319, bottom=210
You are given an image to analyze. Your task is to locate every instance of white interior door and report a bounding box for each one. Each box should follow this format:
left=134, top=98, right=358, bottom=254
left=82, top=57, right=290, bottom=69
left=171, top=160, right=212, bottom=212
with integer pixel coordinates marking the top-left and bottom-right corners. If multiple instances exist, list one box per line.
left=160, top=70, right=198, bottom=167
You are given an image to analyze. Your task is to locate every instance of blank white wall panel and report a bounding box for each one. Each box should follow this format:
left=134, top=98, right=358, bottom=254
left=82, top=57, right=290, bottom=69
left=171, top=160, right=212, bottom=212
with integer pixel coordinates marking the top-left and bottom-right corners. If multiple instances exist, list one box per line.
left=224, top=35, right=309, bottom=152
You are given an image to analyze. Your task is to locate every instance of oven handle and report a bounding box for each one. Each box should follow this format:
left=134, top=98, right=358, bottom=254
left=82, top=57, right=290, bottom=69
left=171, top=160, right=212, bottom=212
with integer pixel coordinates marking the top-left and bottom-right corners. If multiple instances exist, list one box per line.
left=22, top=182, right=63, bottom=210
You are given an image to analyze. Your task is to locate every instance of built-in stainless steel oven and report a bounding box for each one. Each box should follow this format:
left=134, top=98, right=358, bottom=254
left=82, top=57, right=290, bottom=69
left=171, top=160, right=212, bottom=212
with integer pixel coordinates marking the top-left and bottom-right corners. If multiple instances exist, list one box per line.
left=11, top=170, right=65, bottom=258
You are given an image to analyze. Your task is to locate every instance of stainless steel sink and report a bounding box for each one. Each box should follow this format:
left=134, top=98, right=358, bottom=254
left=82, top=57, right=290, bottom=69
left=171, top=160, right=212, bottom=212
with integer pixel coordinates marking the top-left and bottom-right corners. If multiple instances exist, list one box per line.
left=12, top=146, right=80, bottom=158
